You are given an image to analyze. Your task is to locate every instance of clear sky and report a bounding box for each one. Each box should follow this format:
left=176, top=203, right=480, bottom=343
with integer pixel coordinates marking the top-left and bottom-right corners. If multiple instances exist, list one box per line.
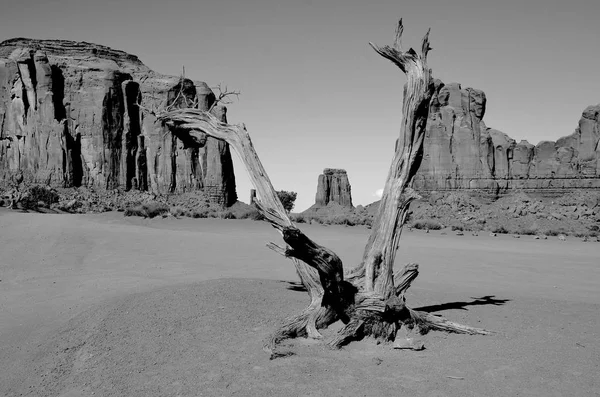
left=1, top=0, right=598, bottom=211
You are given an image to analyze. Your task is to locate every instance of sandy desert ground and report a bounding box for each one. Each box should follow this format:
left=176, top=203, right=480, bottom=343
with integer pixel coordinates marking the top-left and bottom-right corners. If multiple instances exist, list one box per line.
left=1, top=208, right=599, bottom=397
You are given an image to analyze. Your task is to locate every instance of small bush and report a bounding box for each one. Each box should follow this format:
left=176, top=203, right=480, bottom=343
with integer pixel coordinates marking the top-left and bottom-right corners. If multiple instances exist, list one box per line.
left=217, top=210, right=236, bottom=219
left=170, top=206, right=189, bottom=218
left=545, top=228, right=569, bottom=237
left=575, top=231, right=598, bottom=238
left=29, top=185, right=59, bottom=206
left=124, top=202, right=170, bottom=218
left=191, top=209, right=211, bottom=218
left=513, top=227, right=538, bottom=235
left=236, top=207, right=264, bottom=221
left=290, top=213, right=306, bottom=223
left=451, top=225, right=464, bottom=232
left=411, top=220, right=443, bottom=230
left=490, top=226, right=509, bottom=234
left=124, top=206, right=144, bottom=217
left=20, top=185, right=60, bottom=209
left=309, top=217, right=322, bottom=225
left=331, top=216, right=355, bottom=226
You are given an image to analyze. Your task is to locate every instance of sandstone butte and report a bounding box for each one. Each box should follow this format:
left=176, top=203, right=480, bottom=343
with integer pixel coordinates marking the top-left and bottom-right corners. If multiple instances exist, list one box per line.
left=0, top=38, right=237, bottom=206
left=314, top=168, right=353, bottom=208
left=414, top=80, right=600, bottom=193
left=2, top=39, right=599, bottom=207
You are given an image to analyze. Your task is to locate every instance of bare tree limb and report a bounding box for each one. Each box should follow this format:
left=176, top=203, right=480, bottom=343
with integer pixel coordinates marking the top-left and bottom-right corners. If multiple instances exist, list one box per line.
left=208, top=83, right=240, bottom=113
left=348, top=20, right=435, bottom=302
left=153, top=106, right=350, bottom=330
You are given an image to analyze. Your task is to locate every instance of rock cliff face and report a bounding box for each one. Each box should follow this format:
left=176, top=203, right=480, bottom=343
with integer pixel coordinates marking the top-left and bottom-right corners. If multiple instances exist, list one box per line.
left=0, top=38, right=236, bottom=206
left=314, top=168, right=353, bottom=207
left=414, top=80, right=600, bottom=193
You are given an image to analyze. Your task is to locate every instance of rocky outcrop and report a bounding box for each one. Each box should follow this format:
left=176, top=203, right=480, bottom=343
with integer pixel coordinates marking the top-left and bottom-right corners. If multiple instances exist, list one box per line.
left=0, top=38, right=237, bottom=206
left=414, top=80, right=600, bottom=193
left=314, top=168, right=353, bottom=207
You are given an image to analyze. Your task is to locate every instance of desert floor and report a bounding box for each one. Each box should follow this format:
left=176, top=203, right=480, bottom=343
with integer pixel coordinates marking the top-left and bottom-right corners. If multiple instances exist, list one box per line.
left=1, top=208, right=599, bottom=397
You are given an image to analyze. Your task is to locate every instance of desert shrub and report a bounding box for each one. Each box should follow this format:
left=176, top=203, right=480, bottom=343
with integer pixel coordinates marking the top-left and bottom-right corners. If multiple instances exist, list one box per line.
left=544, top=228, right=569, bottom=237
left=324, top=214, right=374, bottom=227
left=235, top=207, right=264, bottom=221
left=357, top=216, right=373, bottom=227
left=513, top=227, right=538, bottom=235
left=290, top=213, right=306, bottom=223
left=321, top=215, right=353, bottom=226
left=276, top=190, right=297, bottom=212
left=451, top=225, right=464, bottom=232
left=411, top=220, right=442, bottom=230
left=20, top=185, right=59, bottom=209
left=191, top=209, right=211, bottom=218
left=170, top=206, right=189, bottom=218
left=216, top=210, right=236, bottom=219
left=307, top=216, right=323, bottom=225
left=490, top=225, right=509, bottom=234
left=124, top=206, right=145, bottom=217
left=575, top=231, right=598, bottom=238
left=124, top=202, right=169, bottom=218
left=144, top=202, right=170, bottom=218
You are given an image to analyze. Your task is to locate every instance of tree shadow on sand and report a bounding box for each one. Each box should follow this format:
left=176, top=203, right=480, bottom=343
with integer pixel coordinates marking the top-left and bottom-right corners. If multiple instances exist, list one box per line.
left=415, top=296, right=510, bottom=313
left=282, top=281, right=510, bottom=314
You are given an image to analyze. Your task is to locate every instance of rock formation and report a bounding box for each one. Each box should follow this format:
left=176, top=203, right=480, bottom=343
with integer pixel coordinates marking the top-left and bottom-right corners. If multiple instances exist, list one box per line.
left=0, top=38, right=237, bottom=206
left=414, top=79, right=600, bottom=193
left=314, top=168, right=353, bottom=207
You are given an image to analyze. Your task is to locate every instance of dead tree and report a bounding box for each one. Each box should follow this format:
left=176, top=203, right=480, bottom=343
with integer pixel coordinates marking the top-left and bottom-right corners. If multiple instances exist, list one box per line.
left=149, top=19, right=488, bottom=358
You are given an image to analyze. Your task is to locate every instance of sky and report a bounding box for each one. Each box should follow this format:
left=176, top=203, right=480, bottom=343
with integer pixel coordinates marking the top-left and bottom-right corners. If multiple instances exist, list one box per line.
left=1, top=0, right=598, bottom=211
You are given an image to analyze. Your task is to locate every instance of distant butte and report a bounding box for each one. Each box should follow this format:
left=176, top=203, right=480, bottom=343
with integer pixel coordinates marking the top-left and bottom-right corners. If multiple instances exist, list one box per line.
left=314, top=168, right=353, bottom=208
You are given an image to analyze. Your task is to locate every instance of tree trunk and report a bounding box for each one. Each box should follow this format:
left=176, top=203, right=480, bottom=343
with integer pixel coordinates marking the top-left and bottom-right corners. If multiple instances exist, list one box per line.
left=150, top=19, right=489, bottom=359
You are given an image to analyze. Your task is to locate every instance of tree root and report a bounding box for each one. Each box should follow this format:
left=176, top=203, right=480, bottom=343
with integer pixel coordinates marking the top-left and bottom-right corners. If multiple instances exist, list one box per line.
left=328, top=319, right=365, bottom=349
left=408, top=309, right=490, bottom=335
left=266, top=262, right=489, bottom=357
left=264, top=302, right=337, bottom=359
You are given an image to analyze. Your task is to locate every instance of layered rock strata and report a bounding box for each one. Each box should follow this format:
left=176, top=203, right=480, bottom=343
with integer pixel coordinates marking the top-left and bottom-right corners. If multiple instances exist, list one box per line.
left=314, top=168, right=353, bottom=207
left=414, top=80, right=600, bottom=193
left=0, top=38, right=236, bottom=206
